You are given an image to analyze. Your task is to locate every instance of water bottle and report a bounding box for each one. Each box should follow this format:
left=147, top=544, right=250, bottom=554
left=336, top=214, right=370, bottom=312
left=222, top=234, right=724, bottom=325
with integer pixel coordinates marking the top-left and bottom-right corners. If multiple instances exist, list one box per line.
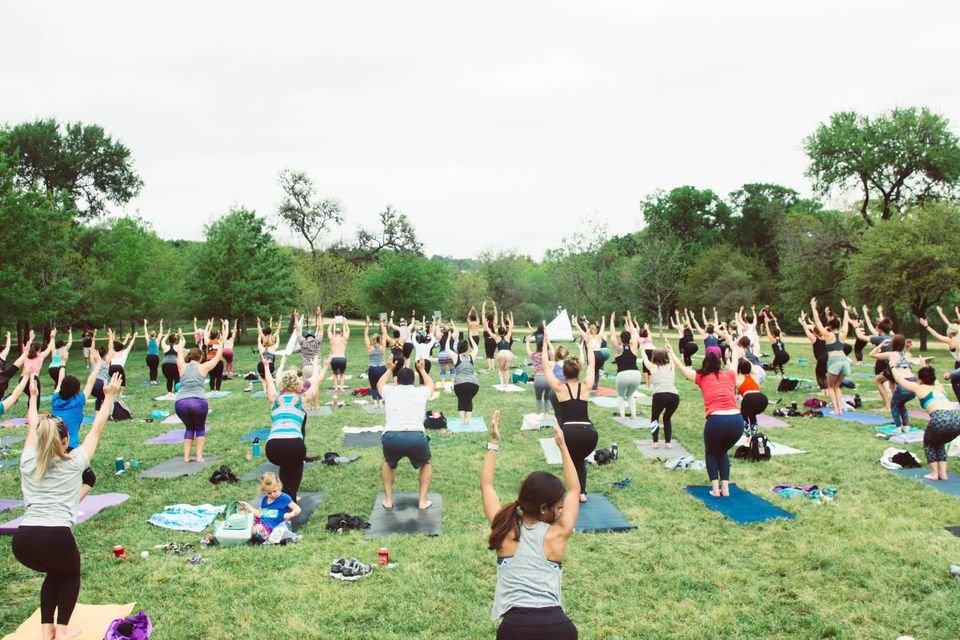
left=610, top=442, right=618, bottom=460
left=252, top=438, right=261, bottom=457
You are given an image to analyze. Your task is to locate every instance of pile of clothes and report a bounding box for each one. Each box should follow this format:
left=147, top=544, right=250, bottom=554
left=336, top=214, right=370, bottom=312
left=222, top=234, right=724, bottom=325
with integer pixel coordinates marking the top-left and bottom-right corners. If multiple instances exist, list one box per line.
left=771, top=485, right=839, bottom=503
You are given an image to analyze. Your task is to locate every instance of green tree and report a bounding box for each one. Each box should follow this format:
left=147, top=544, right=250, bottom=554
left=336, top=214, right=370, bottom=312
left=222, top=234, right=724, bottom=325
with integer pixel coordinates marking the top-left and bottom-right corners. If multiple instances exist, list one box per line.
left=845, top=202, right=960, bottom=349
left=292, top=250, right=362, bottom=315
left=677, top=245, right=775, bottom=312
left=355, top=254, right=452, bottom=317
left=641, top=186, right=733, bottom=256
left=276, top=169, right=342, bottom=257
left=728, top=183, right=803, bottom=274
left=805, top=107, right=960, bottom=223
left=624, top=232, right=687, bottom=331
left=1, top=119, right=143, bottom=220
left=448, top=271, right=489, bottom=319
left=544, top=225, right=626, bottom=319
left=478, top=250, right=535, bottom=312
left=190, top=207, right=297, bottom=323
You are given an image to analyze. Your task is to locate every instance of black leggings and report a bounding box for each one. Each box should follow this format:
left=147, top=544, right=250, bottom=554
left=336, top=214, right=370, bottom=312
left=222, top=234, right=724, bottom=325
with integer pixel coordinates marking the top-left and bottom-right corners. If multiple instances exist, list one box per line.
left=484, top=336, right=496, bottom=359
left=682, top=341, right=699, bottom=367
left=853, top=338, right=868, bottom=363
left=162, top=361, right=180, bottom=393
left=146, top=354, right=160, bottom=382
left=209, top=361, right=224, bottom=391
left=256, top=361, right=275, bottom=379
left=48, top=366, right=62, bottom=386
left=108, top=364, right=126, bottom=387
left=92, top=379, right=104, bottom=411
left=772, top=349, right=790, bottom=375
left=815, top=356, right=828, bottom=390
left=650, top=392, right=680, bottom=443
left=265, top=437, right=306, bottom=501
left=592, top=351, right=608, bottom=389
left=703, top=413, right=745, bottom=482
left=497, top=606, right=577, bottom=640
left=740, top=392, right=769, bottom=428
left=454, top=382, right=479, bottom=412
left=560, top=422, right=598, bottom=495
left=417, top=358, right=432, bottom=385
left=12, top=526, right=81, bottom=625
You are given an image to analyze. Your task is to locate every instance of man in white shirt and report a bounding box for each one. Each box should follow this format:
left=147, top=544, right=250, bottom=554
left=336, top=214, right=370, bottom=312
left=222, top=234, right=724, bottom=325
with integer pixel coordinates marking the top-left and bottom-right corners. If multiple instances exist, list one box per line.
left=377, top=358, right=435, bottom=510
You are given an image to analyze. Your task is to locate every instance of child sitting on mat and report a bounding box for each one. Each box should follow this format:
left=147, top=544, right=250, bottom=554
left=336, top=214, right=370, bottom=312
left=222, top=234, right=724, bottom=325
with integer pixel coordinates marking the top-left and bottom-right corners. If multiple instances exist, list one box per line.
left=239, top=472, right=301, bottom=543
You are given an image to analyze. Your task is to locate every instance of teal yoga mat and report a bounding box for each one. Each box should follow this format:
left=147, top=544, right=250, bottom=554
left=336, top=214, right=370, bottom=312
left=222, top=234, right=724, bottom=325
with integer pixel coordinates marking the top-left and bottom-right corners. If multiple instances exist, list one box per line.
left=891, top=468, right=960, bottom=497
left=574, top=494, right=636, bottom=533
left=446, top=416, right=486, bottom=433
left=686, top=484, right=796, bottom=524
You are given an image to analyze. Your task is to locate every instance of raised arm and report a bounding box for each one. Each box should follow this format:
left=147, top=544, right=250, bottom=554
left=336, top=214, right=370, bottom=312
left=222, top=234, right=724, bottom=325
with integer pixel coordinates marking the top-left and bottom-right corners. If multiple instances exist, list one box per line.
left=40, top=329, right=57, bottom=358
left=65, top=328, right=73, bottom=352
left=377, top=358, right=396, bottom=396
left=919, top=317, right=951, bottom=344
left=79, top=373, right=122, bottom=462
left=581, top=346, right=597, bottom=390
left=364, top=317, right=372, bottom=349
left=261, top=353, right=278, bottom=403
left=2, top=375, right=28, bottom=413
left=666, top=342, right=697, bottom=382
left=551, top=423, right=581, bottom=536
left=24, top=378, right=40, bottom=450
left=862, top=306, right=878, bottom=335
left=480, top=410, right=503, bottom=524
left=198, top=344, right=223, bottom=376
left=936, top=305, right=953, bottom=328
left=810, top=298, right=827, bottom=334
left=541, top=337, right=564, bottom=392
left=838, top=301, right=851, bottom=341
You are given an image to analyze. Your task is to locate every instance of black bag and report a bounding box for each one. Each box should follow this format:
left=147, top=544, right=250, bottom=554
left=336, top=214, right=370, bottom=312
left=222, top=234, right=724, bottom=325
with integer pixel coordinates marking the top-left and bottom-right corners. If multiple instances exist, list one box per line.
left=111, top=400, right=133, bottom=421
left=326, top=512, right=370, bottom=532
left=749, top=431, right=771, bottom=461
left=777, top=377, right=800, bottom=392
left=209, top=465, right=238, bottom=485
left=423, top=411, right=447, bottom=430
left=593, top=449, right=615, bottom=465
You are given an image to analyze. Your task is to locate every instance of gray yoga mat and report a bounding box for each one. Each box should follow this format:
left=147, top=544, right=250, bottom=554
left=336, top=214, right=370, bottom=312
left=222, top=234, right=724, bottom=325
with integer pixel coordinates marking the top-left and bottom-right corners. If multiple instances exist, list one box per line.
left=365, top=492, right=443, bottom=537
left=574, top=494, right=636, bottom=533
left=139, top=456, right=220, bottom=479
left=540, top=438, right=562, bottom=465
left=343, top=431, right=383, bottom=448
left=241, top=459, right=319, bottom=482
left=634, top=439, right=692, bottom=460
left=611, top=416, right=647, bottom=429
left=362, top=404, right=385, bottom=414
left=248, top=491, right=326, bottom=533
left=306, top=406, right=333, bottom=417
left=0, top=435, right=26, bottom=448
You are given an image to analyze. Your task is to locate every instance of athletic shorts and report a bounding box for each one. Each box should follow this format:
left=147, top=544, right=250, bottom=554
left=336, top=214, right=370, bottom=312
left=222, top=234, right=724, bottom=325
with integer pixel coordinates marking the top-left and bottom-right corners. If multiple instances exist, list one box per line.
left=381, top=431, right=431, bottom=469
left=827, top=355, right=851, bottom=377
left=330, top=357, right=347, bottom=375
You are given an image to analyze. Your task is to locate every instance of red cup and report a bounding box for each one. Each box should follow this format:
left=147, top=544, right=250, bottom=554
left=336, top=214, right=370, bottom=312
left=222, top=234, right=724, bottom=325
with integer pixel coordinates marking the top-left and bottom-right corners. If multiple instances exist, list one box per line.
left=113, top=545, right=126, bottom=559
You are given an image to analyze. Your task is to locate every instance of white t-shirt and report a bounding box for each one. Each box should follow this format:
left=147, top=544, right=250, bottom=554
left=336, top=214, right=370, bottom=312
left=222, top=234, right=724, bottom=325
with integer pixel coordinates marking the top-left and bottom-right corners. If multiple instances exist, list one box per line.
left=20, top=446, right=89, bottom=527
left=381, top=385, right=430, bottom=432
left=413, top=337, right=436, bottom=361
left=112, top=348, right=131, bottom=368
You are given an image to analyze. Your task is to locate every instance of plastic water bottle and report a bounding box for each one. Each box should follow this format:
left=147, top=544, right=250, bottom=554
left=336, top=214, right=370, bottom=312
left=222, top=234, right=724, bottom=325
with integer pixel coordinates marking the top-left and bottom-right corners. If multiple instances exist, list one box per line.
left=610, top=443, right=618, bottom=460
left=252, top=438, right=261, bottom=457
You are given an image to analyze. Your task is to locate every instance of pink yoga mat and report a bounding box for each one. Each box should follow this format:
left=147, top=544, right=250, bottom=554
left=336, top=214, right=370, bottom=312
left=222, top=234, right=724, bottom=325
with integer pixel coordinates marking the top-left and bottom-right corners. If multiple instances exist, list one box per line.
left=0, top=499, right=22, bottom=513
left=757, top=414, right=790, bottom=428
left=1, top=418, right=28, bottom=428
left=593, top=387, right=617, bottom=397
left=0, top=493, right=128, bottom=534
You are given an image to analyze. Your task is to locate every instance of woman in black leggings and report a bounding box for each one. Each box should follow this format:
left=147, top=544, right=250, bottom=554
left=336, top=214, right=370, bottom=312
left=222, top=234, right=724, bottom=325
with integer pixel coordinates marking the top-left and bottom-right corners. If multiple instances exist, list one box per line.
left=447, top=326, right=480, bottom=422
left=160, top=333, right=181, bottom=393
left=13, top=373, right=119, bottom=640
left=543, top=324, right=598, bottom=503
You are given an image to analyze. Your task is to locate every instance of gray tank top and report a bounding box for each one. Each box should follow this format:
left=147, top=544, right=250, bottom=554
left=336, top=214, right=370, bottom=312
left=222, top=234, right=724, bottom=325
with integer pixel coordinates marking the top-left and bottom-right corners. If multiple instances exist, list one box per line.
left=176, top=362, right=207, bottom=400
left=454, top=355, right=478, bottom=385
left=369, top=345, right=385, bottom=367
left=491, top=520, right=562, bottom=620
left=650, top=365, right=678, bottom=395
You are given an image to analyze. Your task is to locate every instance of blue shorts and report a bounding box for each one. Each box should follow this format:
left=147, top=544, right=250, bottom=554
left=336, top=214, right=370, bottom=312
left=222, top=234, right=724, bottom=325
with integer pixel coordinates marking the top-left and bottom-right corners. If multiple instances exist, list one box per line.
left=381, top=431, right=431, bottom=469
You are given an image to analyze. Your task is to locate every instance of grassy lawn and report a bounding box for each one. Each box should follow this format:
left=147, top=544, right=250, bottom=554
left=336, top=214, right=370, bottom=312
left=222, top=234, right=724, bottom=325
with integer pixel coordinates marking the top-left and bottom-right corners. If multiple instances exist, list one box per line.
left=1, top=334, right=958, bottom=639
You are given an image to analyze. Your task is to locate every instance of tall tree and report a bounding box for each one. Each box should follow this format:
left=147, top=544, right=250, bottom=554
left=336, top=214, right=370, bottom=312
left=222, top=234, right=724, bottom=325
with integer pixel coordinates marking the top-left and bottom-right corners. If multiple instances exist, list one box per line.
left=625, top=232, right=687, bottom=331
left=677, top=244, right=775, bottom=312
left=1, top=119, right=143, bottom=220
left=641, top=186, right=733, bottom=257
left=349, top=205, right=423, bottom=264
left=728, top=183, right=804, bottom=274
left=354, top=253, right=452, bottom=317
left=478, top=250, right=535, bottom=313
left=276, top=169, right=342, bottom=256
left=805, top=107, right=960, bottom=224
left=448, top=271, right=490, bottom=319
left=544, top=225, right=626, bottom=319
left=845, top=202, right=960, bottom=349
left=191, top=207, right=297, bottom=322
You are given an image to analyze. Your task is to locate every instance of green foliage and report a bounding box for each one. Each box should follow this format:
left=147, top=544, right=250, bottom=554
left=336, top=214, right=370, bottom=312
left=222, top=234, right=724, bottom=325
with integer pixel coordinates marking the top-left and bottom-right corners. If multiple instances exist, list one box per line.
left=543, top=226, right=626, bottom=318
left=190, top=207, right=298, bottom=320
left=478, top=250, right=535, bottom=311
left=728, top=183, right=801, bottom=274
left=805, top=107, right=960, bottom=222
left=448, top=271, right=490, bottom=319
left=0, top=118, right=143, bottom=220
left=846, top=202, right=960, bottom=347
left=355, top=254, right=452, bottom=317
left=276, top=169, right=343, bottom=256
left=625, top=232, right=688, bottom=329
left=677, top=244, right=775, bottom=311
left=641, top=186, right=733, bottom=257
left=292, top=249, right=362, bottom=315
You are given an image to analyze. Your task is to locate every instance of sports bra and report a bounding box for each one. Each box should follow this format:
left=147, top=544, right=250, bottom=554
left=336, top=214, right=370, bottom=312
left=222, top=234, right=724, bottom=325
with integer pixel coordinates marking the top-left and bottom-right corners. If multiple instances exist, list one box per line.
left=738, top=376, right=760, bottom=395
left=614, top=347, right=638, bottom=372
left=920, top=387, right=948, bottom=410
left=497, top=338, right=510, bottom=351
left=556, top=382, right=590, bottom=425
left=826, top=334, right=845, bottom=353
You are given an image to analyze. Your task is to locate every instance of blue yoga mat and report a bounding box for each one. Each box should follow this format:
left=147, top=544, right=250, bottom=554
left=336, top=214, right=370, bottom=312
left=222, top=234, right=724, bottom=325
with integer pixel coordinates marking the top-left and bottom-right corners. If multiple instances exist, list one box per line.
left=686, top=484, right=796, bottom=524
left=81, top=415, right=93, bottom=425
left=240, top=428, right=271, bottom=443
left=574, top=494, right=636, bottom=533
left=447, top=416, right=487, bottom=433
left=891, top=468, right=960, bottom=497
left=827, top=411, right=892, bottom=425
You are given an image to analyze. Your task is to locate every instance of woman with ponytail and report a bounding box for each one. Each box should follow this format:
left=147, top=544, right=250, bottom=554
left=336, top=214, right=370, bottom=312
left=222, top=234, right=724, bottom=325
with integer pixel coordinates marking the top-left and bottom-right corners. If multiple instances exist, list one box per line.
left=13, top=372, right=120, bottom=640
left=480, top=410, right=580, bottom=640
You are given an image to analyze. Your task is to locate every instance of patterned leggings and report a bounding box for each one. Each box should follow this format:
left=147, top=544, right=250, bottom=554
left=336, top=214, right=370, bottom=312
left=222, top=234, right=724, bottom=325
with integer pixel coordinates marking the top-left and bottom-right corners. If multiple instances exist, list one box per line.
left=923, top=409, right=960, bottom=463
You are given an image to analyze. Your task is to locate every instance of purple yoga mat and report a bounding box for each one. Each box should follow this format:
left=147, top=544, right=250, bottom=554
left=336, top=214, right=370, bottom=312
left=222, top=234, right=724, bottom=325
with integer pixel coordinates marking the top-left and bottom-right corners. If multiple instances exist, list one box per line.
left=1, top=418, right=28, bottom=428
left=0, top=492, right=128, bottom=534
left=0, top=499, right=22, bottom=513
left=144, top=429, right=186, bottom=444
left=756, top=414, right=789, bottom=428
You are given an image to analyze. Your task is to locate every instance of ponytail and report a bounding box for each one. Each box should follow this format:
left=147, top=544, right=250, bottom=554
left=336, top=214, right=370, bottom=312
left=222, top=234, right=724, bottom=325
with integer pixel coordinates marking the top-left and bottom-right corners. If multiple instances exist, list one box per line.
left=34, top=417, right=70, bottom=482
left=487, top=502, right=521, bottom=550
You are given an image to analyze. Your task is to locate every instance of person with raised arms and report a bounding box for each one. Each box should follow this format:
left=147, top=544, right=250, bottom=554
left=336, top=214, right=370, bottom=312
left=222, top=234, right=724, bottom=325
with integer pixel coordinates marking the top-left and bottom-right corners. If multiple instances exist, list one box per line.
left=221, top=321, right=236, bottom=378
left=467, top=305, right=483, bottom=359
left=481, top=410, right=580, bottom=640
left=107, top=330, right=137, bottom=393
left=762, top=312, right=790, bottom=377
left=159, top=331, right=181, bottom=395
left=17, top=329, right=57, bottom=397
left=853, top=304, right=895, bottom=412
left=53, top=363, right=101, bottom=501
left=810, top=297, right=851, bottom=416
left=447, top=323, right=481, bottom=423
left=142, top=319, right=163, bottom=386
left=667, top=340, right=741, bottom=497
left=47, top=329, right=73, bottom=391
left=670, top=310, right=699, bottom=367
left=486, top=307, right=515, bottom=387
left=376, top=357, right=435, bottom=510
left=891, top=366, right=960, bottom=481
left=12, top=373, right=120, bottom=640
left=608, top=312, right=642, bottom=422
left=327, top=316, right=350, bottom=391
left=542, top=324, right=598, bottom=504
left=640, top=341, right=680, bottom=450
left=175, top=329, right=222, bottom=463
left=526, top=330, right=551, bottom=420
left=919, top=314, right=960, bottom=403
left=365, top=317, right=389, bottom=409
left=260, top=353, right=328, bottom=502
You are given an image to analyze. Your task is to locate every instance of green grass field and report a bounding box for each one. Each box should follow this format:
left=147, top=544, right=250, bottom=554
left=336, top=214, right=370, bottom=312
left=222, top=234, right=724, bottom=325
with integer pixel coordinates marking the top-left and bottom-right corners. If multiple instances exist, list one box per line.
left=1, top=334, right=958, bottom=639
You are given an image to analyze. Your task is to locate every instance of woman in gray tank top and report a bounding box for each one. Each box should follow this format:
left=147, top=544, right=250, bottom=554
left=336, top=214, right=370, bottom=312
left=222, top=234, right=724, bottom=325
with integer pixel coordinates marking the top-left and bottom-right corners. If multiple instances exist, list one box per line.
left=480, top=411, right=580, bottom=640
left=446, top=323, right=480, bottom=422
left=174, top=328, right=223, bottom=463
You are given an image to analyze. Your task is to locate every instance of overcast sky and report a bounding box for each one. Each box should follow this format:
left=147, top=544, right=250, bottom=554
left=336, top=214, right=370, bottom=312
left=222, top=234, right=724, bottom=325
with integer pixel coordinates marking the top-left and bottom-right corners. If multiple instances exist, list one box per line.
left=4, top=1, right=959, bottom=259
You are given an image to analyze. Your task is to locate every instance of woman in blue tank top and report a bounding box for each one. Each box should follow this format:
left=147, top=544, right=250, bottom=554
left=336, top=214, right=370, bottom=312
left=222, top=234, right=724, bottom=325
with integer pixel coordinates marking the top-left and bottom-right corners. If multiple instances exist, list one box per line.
left=480, top=411, right=580, bottom=640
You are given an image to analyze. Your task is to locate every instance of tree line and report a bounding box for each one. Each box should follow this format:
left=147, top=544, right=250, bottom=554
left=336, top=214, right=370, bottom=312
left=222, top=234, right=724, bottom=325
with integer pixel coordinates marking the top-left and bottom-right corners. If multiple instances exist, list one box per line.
left=2, top=107, right=959, bottom=348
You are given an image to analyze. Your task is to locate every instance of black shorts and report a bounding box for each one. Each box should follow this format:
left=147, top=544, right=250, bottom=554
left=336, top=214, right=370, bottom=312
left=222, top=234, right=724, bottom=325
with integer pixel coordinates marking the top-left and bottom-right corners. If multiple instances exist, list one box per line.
left=330, top=357, right=347, bottom=375
left=484, top=336, right=496, bottom=359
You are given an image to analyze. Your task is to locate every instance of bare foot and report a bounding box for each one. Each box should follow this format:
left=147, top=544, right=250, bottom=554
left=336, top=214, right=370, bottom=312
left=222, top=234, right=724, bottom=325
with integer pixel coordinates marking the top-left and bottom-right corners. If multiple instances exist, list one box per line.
left=195, top=457, right=204, bottom=463
left=651, top=443, right=659, bottom=449
left=579, top=493, right=588, bottom=503
left=923, top=473, right=941, bottom=481
left=721, top=489, right=730, bottom=497
left=665, top=443, right=674, bottom=449
left=55, top=626, right=81, bottom=640
left=419, top=500, right=433, bottom=510
left=183, top=457, right=193, bottom=463
left=709, top=490, right=722, bottom=497
left=382, top=499, right=393, bottom=510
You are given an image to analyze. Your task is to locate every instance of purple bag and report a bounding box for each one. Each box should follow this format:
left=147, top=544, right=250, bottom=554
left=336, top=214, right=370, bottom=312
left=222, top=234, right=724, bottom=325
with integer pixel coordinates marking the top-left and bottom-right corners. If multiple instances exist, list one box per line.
left=104, top=610, right=152, bottom=640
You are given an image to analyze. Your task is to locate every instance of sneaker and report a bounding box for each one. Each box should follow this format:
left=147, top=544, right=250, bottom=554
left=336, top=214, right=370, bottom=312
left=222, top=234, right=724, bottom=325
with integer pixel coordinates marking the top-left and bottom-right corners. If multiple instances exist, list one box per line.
left=330, top=557, right=347, bottom=579
left=338, top=558, right=373, bottom=581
